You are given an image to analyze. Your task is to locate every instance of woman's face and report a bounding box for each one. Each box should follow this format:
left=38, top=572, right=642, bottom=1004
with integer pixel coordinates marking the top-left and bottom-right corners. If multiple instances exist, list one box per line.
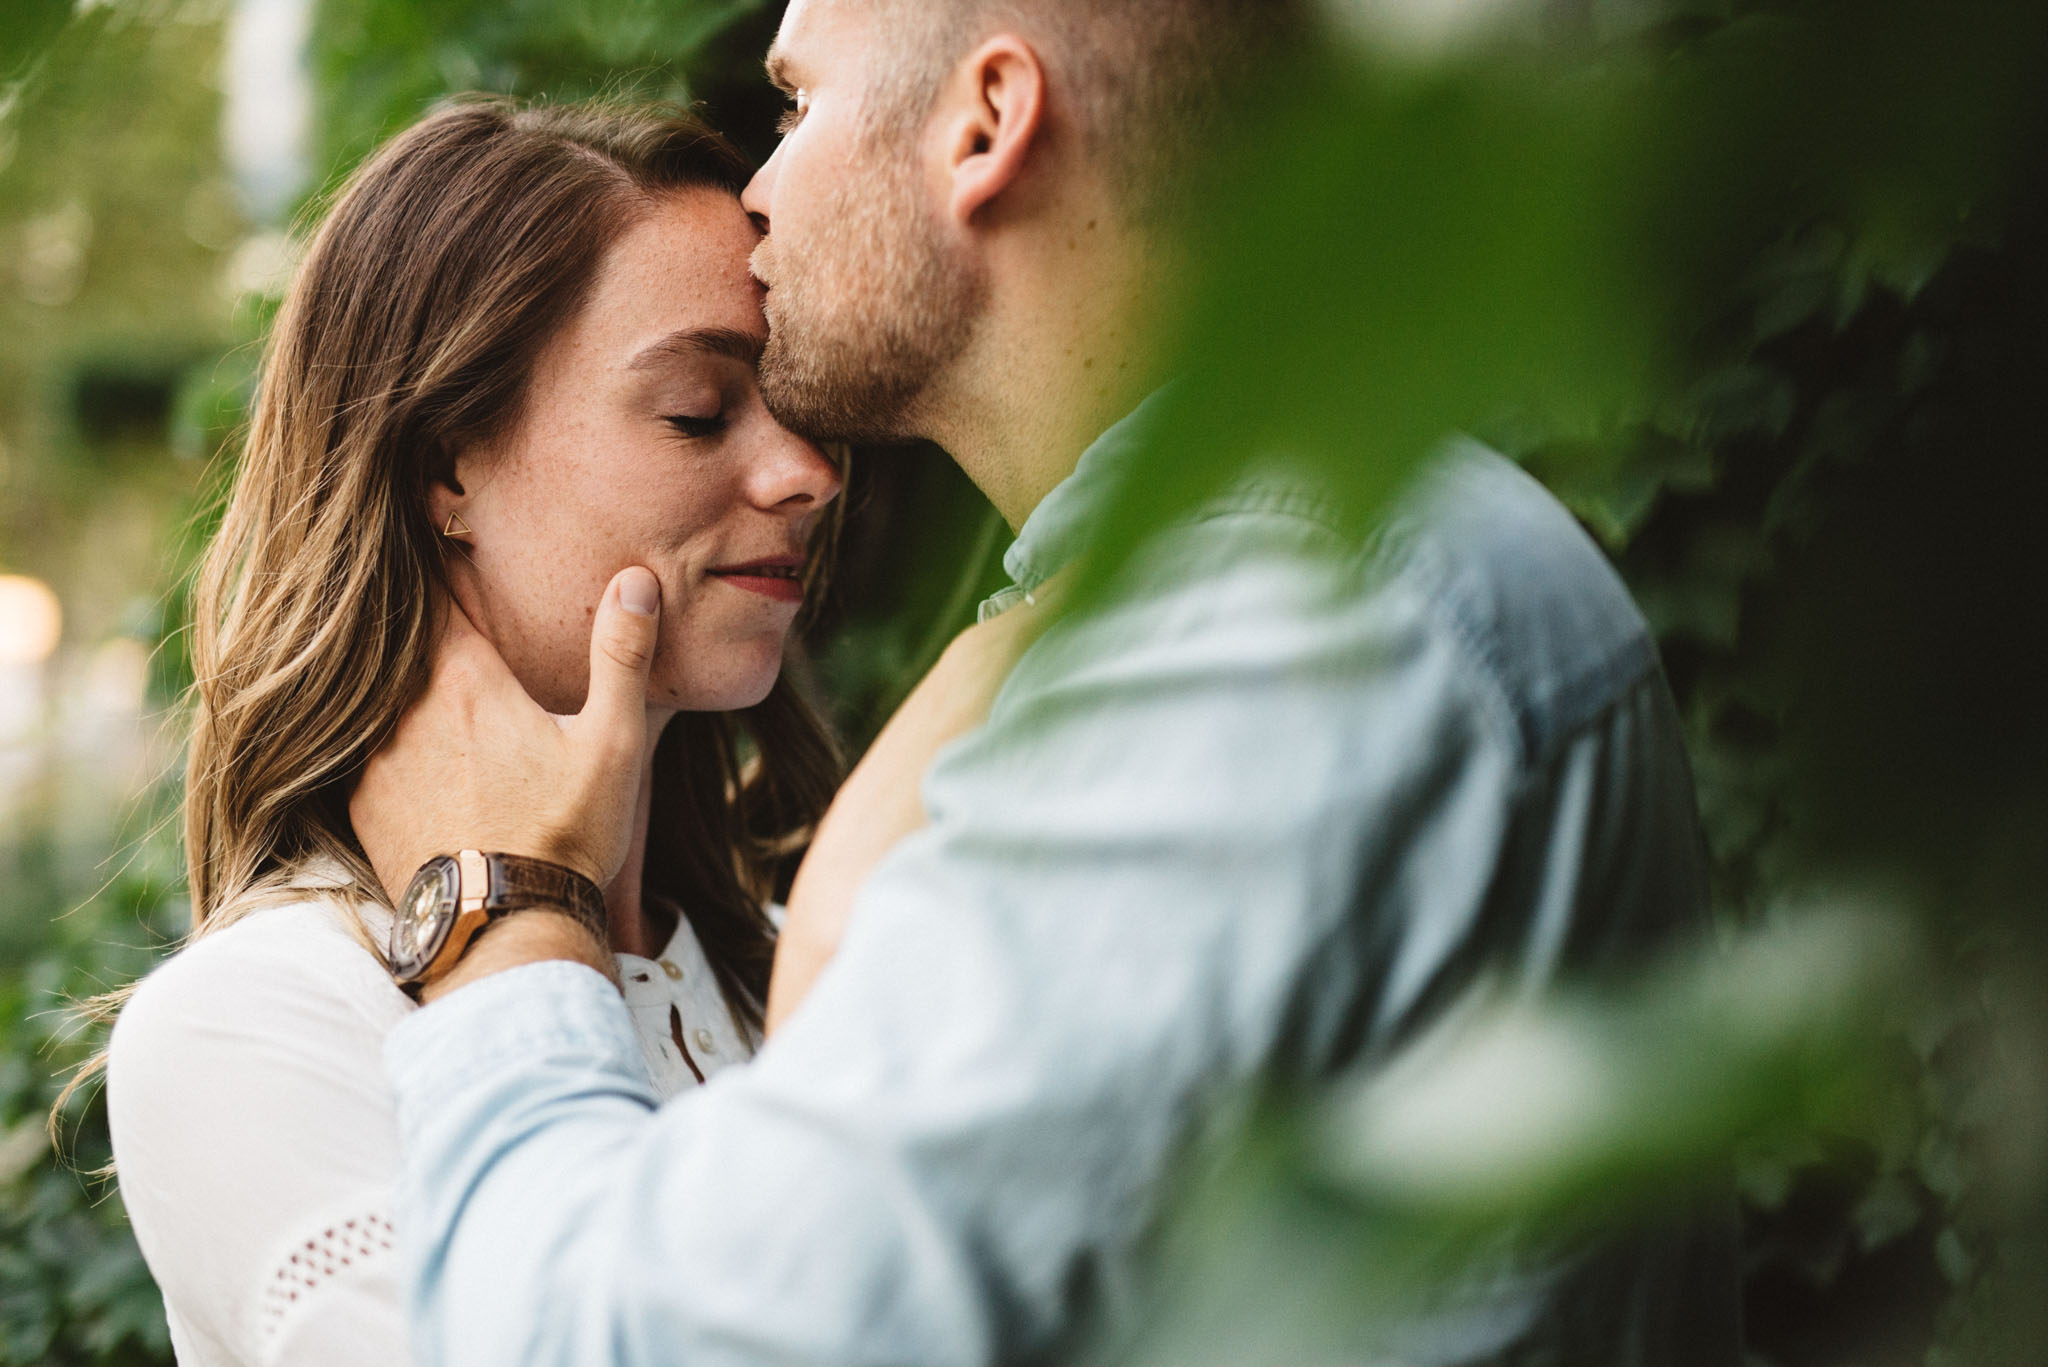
left=435, top=187, right=842, bottom=717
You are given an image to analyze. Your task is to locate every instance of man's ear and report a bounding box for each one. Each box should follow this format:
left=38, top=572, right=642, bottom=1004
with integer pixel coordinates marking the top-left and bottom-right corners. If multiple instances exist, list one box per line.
left=938, top=34, right=1047, bottom=226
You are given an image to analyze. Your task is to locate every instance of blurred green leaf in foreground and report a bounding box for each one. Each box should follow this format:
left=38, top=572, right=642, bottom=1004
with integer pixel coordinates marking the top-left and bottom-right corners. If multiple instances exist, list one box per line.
left=1122, top=902, right=1937, bottom=1366
left=1072, top=1, right=2048, bottom=1363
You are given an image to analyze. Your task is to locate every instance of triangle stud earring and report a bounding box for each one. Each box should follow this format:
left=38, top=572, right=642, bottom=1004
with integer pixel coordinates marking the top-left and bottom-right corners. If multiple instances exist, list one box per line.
left=442, top=511, right=474, bottom=542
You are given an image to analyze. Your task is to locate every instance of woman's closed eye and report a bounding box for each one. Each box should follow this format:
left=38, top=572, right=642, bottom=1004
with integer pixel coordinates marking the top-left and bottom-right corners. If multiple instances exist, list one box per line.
left=665, top=412, right=727, bottom=440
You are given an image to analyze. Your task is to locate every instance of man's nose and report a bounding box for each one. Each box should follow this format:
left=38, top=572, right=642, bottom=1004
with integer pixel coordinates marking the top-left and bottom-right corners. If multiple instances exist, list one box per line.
left=741, top=146, right=780, bottom=229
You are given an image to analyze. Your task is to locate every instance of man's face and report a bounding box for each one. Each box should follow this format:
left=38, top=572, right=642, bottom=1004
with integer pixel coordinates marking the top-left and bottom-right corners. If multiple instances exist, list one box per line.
left=742, top=0, right=985, bottom=445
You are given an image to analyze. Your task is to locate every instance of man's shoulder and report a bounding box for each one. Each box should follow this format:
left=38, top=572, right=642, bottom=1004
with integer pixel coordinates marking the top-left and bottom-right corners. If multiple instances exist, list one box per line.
left=1117, top=440, right=1660, bottom=763
left=1382, top=442, right=1661, bottom=762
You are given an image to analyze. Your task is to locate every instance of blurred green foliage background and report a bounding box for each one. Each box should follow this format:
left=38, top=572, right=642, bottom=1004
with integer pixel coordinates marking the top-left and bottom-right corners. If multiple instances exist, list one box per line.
left=2, top=0, right=2043, bottom=1363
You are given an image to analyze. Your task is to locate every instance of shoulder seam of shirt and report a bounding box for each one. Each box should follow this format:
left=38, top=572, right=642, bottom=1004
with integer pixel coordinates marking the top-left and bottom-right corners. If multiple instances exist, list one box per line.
left=1377, top=524, right=1661, bottom=769
left=1185, top=480, right=1353, bottom=539
left=1157, top=471, right=1542, bottom=765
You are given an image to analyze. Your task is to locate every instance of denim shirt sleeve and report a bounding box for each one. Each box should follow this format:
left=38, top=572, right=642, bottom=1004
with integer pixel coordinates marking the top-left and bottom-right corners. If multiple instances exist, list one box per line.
left=385, top=457, right=1720, bottom=1367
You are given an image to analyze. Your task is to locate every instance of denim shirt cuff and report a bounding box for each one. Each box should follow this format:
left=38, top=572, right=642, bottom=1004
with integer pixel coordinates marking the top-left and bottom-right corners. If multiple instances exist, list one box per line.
left=384, top=960, right=643, bottom=1104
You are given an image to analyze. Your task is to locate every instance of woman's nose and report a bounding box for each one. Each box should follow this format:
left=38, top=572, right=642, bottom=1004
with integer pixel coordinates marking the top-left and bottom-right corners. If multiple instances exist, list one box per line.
left=748, top=427, right=843, bottom=514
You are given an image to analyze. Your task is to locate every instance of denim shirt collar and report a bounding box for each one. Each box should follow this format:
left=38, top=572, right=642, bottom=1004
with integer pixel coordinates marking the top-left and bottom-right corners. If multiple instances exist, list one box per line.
left=979, top=388, right=1173, bottom=621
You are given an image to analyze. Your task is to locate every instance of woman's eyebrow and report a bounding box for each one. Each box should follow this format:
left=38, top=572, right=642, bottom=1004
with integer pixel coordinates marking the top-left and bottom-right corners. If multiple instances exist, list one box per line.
left=626, top=326, right=766, bottom=372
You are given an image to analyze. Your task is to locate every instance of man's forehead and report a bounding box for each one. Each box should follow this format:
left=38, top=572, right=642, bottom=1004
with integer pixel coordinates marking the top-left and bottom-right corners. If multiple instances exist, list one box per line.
left=766, top=0, right=867, bottom=88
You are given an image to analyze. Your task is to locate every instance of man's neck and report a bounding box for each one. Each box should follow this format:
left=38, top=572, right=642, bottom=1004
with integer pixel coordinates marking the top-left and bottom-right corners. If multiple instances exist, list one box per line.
left=920, top=220, right=1172, bottom=533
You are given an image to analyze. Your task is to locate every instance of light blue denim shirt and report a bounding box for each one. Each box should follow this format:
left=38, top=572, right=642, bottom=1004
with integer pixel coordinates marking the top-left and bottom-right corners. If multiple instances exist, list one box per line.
left=385, top=404, right=1736, bottom=1366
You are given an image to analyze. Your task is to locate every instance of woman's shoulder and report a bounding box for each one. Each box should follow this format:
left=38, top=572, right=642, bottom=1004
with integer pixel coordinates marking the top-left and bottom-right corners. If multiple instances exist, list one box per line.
left=108, top=889, right=414, bottom=1365
left=106, top=887, right=415, bottom=1190
left=113, top=892, right=408, bottom=1069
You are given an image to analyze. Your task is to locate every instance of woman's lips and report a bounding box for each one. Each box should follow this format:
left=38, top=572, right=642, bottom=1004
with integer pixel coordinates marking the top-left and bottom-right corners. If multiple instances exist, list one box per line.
left=708, top=558, right=805, bottom=604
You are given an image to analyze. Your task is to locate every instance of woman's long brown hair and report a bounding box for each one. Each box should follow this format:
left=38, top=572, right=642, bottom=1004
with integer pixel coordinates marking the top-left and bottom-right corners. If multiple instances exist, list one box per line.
left=180, top=96, right=840, bottom=1029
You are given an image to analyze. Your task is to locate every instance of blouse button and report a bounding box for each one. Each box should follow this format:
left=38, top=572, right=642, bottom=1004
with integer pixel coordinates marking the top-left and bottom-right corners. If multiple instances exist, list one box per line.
left=693, top=1027, right=716, bottom=1053
left=658, top=959, right=682, bottom=981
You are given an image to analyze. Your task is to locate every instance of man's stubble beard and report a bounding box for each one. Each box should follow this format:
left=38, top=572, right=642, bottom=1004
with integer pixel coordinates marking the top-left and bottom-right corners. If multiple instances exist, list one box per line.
left=755, top=139, right=986, bottom=446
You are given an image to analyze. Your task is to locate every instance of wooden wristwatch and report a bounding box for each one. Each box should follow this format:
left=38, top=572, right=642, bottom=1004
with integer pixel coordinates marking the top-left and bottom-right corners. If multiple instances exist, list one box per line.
left=388, top=850, right=609, bottom=988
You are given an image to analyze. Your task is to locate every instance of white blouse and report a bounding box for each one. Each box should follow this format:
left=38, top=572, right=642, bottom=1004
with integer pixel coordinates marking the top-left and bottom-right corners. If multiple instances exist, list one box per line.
left=106, top=870, right=757, bottom=1367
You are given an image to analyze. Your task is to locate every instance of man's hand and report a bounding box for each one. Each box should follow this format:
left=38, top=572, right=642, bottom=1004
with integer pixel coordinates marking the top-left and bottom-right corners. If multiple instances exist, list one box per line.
left=351, top=566, right=662, bottom=907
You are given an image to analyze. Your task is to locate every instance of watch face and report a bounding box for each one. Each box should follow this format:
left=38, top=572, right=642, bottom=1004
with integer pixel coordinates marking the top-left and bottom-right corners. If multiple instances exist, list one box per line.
left=390, top=856, right=460, bottom=981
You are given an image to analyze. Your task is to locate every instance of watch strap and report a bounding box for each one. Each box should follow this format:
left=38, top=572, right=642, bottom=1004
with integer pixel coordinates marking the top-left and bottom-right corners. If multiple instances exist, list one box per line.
left=480, top=852, right=609, bottom=941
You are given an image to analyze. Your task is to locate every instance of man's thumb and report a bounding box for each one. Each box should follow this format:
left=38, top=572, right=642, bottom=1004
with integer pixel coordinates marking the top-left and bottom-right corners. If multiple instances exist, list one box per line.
left=584, top=566, right=661, bottom=740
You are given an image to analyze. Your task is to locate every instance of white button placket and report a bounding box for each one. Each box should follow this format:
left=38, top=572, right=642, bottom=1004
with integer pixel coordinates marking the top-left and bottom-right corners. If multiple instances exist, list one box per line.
left=615, top=910, right=753, bottom=1094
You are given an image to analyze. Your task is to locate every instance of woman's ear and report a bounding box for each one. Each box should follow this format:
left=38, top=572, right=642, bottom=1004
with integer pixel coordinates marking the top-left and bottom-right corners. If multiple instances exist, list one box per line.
left=425, top=451, right=473, bottom=544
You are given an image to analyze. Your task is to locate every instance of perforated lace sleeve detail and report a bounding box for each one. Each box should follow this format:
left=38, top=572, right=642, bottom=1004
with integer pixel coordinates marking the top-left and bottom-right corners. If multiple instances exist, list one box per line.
left=250, top=1206, right=410, bottom=1366
left=258, top=1208, right=397, bottom=1336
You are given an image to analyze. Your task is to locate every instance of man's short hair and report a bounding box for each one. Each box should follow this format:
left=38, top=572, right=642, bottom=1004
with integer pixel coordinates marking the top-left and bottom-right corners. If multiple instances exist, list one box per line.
left=862, top=0, right=1301, bottom=223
